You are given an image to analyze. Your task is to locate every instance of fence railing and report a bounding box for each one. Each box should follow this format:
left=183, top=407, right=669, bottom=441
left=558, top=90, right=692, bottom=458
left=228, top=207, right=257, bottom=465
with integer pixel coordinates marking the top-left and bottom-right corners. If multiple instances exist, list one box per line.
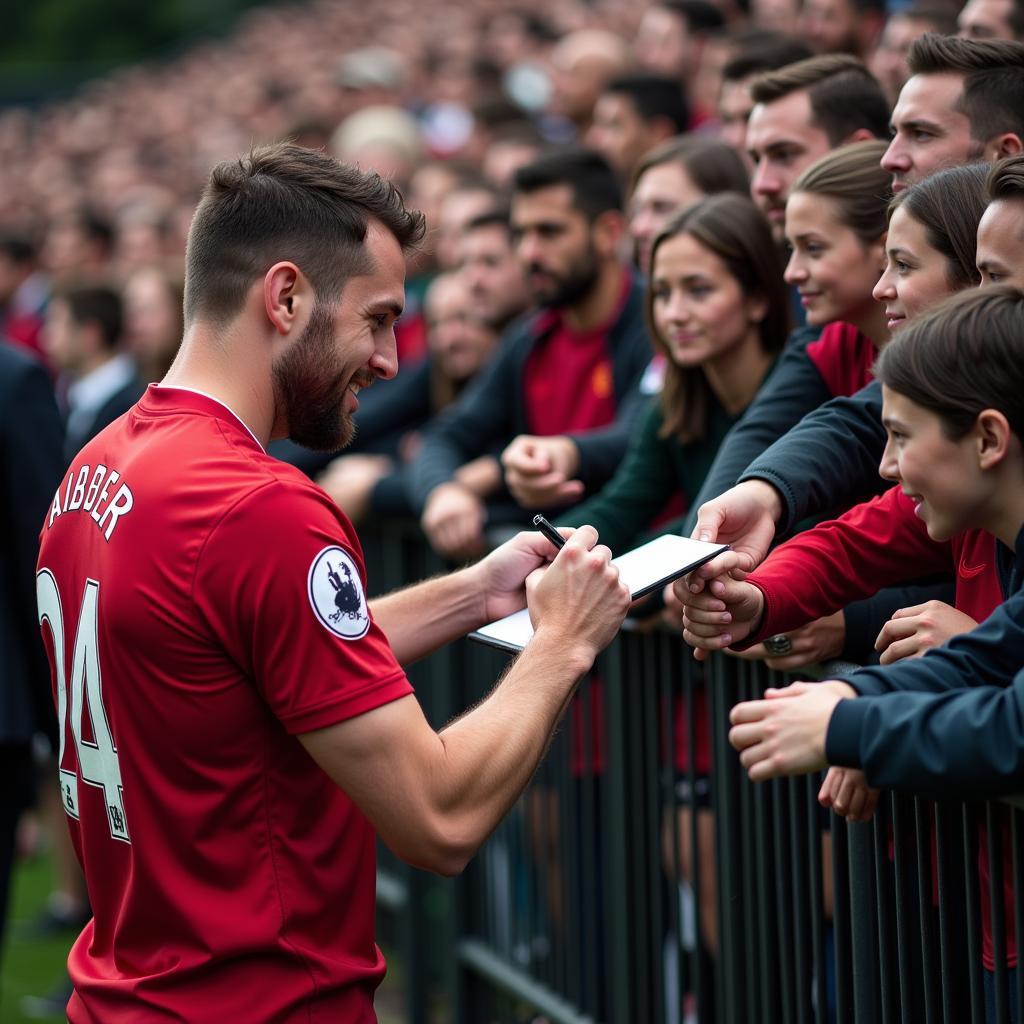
left=361, top=520, right=1022, bottom=1024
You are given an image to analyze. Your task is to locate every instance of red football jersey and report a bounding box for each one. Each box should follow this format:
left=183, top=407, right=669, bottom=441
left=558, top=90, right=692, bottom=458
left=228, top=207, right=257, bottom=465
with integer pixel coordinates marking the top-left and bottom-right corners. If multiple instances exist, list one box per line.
left=36, top=385, right=413, bottom=1022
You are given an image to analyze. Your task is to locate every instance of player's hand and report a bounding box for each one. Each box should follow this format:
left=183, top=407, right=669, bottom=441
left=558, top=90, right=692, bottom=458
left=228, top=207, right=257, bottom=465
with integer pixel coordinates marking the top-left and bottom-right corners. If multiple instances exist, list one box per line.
left=731, top=611, right=846, bottom=671
left=421, top=483, right=487, bottom=561
left=818, top=766, right=880, bottom=823
left=529, top=524, right=630, bottom=665
left=685, top=480, right=783, bottom=594
left=501, top=434, right=584, bottom=509
left=475, top=525, right=572, bottom=622
left=678, top=574, right=765, bottom=662
left=874, top=601, right=978, bottom=664
left=728, top=679, right=854, bottom=782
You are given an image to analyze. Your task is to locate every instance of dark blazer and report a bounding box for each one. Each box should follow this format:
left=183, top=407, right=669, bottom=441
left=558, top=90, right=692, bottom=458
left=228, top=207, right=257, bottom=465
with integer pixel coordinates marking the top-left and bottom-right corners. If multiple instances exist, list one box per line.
left=64, top=376, right=145, bottom=465
left=0, top=343, right=65, bottom=743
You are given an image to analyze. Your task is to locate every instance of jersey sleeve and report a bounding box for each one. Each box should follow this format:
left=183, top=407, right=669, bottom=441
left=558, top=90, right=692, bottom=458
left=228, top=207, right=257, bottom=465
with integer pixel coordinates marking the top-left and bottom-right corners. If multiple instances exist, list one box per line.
left=191, top=477, right=412, bottom=734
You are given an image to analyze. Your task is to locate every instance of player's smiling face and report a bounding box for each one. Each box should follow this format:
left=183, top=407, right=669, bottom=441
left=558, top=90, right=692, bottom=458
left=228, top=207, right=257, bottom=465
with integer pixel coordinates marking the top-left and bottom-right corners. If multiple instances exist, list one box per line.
left=274, top=221, right=406, bottom=451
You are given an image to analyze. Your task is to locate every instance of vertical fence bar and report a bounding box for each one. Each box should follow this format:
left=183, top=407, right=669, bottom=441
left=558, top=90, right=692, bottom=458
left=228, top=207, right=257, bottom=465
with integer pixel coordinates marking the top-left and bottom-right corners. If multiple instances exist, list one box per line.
left=806, top=773, right=828, bottom=1024
left=914, top=798, right=939, bottom=1024
left=602, top=640, right=632, bottom=1024
left=868, top=805, right=895, bottom=1024
left=831, top=814, right=853, bottom=1024
left=1013, top=807, right=1024, bottom=1022
left=988, top=802, right=1010, bottom=1023
left=964, top=804, right=987, bottom=1021
left=789, top=772, right=813, bottom=1024
left=934, top=800, right=970, bottom=1022
left=773, top=772, right=797, bottom=1024
left=683, top=650, right=707, bottom=1023
left=710, top=653, right=745, bottom=1024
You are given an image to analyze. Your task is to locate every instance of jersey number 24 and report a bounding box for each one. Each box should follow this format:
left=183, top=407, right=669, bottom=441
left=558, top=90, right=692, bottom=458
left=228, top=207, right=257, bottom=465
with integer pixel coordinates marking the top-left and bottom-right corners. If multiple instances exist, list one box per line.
left=37, top=569, right=130, bottom=844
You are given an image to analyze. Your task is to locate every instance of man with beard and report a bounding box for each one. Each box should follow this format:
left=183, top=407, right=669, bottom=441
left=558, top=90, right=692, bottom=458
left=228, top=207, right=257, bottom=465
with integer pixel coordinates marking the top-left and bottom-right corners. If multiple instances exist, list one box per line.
left=34, top=143, right=632, bottom=1022
left=410, top=147, right=651, bottom=560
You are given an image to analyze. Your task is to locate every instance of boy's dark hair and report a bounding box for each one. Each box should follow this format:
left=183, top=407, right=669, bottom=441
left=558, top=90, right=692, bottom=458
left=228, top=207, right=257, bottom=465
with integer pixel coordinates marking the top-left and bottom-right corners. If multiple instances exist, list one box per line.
left=512, top=146, right=623, bottom=219
left=721, top=32, right=814, bottom=83
left=907, top=34, right=1024, bottom=145
left=875, top=285, right=1024, bottom=440
left=604, top=74, right=690, bottom=135
left=646, top=193, right=790, bottom=443
left=899, top=5, right=958, bottom=36
left=0, top=234, right=36, bottom=266
left=987, top=153, right=1024, bottom=200
left=54, top=282, right=123, bottom=350
left=184, top=143, right=425, bottom=327
left=889, top=163, right=989, bottom=291
left=77, top=209, right=114, bottom=253
left=632, top=135, right=749, bottom=198
left=750, top=54, right=890, bottom=145
left=660, top=0, right=727, bottom=34
left=464, top=206, right=512, bottom=235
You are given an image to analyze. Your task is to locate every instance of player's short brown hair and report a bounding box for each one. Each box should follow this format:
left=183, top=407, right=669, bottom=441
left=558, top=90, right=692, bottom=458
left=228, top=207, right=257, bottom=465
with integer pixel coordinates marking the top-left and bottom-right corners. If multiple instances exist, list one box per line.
left=184, top=143, right=425, bottom=327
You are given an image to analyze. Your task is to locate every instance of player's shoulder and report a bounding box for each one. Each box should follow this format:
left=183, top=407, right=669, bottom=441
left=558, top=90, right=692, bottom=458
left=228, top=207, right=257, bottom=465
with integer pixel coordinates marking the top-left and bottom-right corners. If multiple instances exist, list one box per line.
left=210, top=454, right=358, bottom=545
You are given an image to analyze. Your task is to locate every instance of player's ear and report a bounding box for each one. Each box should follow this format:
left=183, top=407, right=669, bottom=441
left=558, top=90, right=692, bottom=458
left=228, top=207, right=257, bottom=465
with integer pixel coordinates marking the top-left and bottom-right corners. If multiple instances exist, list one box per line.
left=264, top=262, right=310, bottom=336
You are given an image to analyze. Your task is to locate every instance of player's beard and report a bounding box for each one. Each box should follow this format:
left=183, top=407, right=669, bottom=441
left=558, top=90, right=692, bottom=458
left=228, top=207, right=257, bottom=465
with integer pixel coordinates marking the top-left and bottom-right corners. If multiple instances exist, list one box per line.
left=273, top=302, right=355, bottom=452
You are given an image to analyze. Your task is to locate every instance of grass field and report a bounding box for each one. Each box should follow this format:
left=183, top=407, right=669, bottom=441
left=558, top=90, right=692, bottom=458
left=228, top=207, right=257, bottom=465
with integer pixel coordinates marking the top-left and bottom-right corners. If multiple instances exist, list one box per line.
left=1, top=853, right=75, bottom=1023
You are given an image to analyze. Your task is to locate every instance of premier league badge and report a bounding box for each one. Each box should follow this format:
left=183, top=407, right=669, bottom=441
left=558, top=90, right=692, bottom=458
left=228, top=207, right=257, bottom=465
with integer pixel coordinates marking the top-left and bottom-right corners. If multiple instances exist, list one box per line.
left=307, top=545, right=370, bottom=640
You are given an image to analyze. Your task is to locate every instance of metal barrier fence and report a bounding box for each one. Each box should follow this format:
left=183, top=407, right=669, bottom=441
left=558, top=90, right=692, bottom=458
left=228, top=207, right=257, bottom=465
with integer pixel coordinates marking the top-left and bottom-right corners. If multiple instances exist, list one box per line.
left=362, top=520, right=1022, bottom=1024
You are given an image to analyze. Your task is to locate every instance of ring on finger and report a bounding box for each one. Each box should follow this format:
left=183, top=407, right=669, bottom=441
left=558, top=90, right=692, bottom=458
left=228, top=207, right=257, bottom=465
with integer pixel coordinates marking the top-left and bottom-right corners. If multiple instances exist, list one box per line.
left=764, top=633, right=793, bottom=656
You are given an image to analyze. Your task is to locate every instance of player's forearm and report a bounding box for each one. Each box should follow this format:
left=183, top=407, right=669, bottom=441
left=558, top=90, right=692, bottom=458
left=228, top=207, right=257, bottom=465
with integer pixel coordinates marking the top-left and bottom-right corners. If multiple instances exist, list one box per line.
left=370, top=565, right=483, bottom=664
left=424, top=629, right=593, bottom=871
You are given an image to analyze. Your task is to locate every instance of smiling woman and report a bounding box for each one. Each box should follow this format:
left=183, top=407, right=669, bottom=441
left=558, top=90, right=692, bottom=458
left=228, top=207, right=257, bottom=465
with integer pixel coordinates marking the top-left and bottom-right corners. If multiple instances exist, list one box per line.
left=872, top=162, right=988, bottom=332
left=783, top=139, right=892, bottom=346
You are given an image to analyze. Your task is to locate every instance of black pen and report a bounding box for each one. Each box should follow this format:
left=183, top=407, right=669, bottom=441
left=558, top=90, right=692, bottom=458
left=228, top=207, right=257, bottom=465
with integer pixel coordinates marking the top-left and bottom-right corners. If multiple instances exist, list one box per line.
left=533, top=514, right=566, bottom=551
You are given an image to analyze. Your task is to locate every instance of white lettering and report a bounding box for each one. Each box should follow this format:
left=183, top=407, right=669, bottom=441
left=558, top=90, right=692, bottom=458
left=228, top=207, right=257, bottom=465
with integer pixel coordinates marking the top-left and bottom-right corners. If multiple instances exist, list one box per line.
left=82, top=465, right=107, bottom=512
left=49, top=487, right=62, bottom=528
left=89, top=470, right=120, bottom=524
left=97, top=483, right=134, bottom=541
left=67, top=466, right=89, bottom=511
left=47, top=464, right=132, bottom=540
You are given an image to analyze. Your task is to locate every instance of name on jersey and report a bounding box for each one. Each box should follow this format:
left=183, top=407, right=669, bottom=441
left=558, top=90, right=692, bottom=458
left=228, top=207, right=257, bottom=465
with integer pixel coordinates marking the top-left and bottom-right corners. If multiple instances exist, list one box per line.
left=48, top=463, right=133, bottom=541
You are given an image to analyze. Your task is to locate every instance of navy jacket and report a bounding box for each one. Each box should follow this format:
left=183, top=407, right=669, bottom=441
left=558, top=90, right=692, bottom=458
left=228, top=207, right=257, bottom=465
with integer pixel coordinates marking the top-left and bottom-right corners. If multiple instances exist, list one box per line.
left=738, top=379, right=886, bottom=536
left=826, top=526, right=1024, bottom=796
left=407, top=277, right=651, bottom=513
left=0, top=344, right=65, bottom=743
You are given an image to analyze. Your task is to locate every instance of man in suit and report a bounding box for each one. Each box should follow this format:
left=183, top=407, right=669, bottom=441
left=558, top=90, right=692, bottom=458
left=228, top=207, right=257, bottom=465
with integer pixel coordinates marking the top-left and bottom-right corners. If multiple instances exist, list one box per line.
left=0, top=341, right=65, bottom=970
left=41, top=283, right=144, bottom=463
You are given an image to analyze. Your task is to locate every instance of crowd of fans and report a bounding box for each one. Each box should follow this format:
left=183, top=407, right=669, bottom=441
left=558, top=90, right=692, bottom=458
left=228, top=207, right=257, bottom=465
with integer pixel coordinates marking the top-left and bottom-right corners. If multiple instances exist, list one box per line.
left=4, top=0, right=1024, bottom=1016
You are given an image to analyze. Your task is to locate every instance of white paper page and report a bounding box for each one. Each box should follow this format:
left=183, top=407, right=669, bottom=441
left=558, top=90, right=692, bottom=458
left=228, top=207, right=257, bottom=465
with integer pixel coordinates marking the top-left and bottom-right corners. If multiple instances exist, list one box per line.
left=470, top=534, right=728, bottom=653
